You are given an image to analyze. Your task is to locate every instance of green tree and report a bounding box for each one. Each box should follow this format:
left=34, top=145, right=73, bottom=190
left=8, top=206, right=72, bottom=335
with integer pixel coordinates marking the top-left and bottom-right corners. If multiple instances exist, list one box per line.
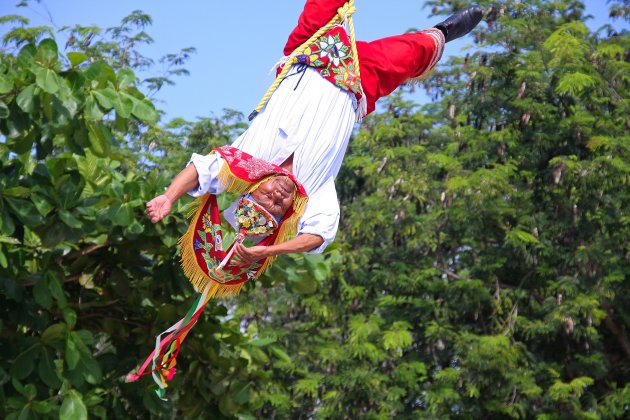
left=236, top=0, right=629, bottom=418
left=0, top=8, right=294, bottom=419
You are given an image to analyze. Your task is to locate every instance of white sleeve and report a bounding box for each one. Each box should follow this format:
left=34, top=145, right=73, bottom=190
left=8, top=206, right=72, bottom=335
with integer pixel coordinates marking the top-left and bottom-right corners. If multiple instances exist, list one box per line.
left=297, top=178, right=340, bottom=254
left=187, top=153, right=226, bottom=197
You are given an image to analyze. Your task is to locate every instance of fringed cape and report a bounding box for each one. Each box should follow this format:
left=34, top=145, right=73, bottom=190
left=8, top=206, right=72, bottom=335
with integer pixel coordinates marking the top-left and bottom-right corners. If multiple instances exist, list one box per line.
left=180, top=146, right=308, bottom=298
left=127, top=146, right=308, bottom=397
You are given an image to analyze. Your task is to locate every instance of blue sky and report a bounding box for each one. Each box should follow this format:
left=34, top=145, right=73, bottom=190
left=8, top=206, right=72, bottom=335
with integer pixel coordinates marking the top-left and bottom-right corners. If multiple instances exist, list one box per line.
left=0, top=1, right=626, bottom=122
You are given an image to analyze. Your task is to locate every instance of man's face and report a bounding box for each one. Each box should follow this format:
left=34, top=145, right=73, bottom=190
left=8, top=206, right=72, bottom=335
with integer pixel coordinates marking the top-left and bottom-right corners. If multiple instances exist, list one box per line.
left=250, top=176, right=295, bottom=219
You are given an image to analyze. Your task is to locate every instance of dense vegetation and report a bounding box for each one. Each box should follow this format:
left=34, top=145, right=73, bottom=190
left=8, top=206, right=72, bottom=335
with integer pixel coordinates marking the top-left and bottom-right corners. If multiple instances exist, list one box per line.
left=1, top=0, right=628, bottom=418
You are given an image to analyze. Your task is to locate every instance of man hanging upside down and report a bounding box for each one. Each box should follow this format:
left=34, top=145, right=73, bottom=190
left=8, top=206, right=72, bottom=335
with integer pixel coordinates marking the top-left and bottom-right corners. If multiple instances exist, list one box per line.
left=146, top=1, right=484, bottom=265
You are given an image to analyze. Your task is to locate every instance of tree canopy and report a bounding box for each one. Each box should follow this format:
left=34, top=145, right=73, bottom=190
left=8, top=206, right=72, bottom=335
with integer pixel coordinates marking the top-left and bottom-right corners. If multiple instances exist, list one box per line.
left=0, top=0, right=628, bottom=419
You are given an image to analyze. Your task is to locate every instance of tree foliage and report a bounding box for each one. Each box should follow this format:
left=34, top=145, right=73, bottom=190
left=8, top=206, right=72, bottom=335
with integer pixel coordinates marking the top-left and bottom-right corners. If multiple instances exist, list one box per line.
left=1, top=0, right=628, bottom=419
left=0, top=9, right=299, bottom=419
left=236, top=0, right=630, bottom=418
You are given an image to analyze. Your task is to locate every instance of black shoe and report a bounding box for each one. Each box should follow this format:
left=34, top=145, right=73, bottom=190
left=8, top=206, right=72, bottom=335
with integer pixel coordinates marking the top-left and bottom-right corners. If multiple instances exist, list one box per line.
left=434, top=6, right=484, bottom=42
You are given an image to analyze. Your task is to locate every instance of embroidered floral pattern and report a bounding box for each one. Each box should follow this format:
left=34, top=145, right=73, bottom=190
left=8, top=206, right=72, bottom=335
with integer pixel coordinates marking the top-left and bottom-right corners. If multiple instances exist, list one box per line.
left=287, top=26, right=363, bottom=98
left=202, top=214, right=213, bottom=233
left=294, top=46, right=323, bottom=67
left=194, top=219, right=247, bottom=285
left=333, top=63, right=360, bottom=91
left=234, top=158, right=279, bottom=179
left=319, top=34, right=348, bottom=67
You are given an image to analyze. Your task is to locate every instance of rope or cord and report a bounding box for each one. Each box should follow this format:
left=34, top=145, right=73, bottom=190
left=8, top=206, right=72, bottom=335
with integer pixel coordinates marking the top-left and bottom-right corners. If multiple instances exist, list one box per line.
left=248, top=0, right=359, bottom=121
left=344, top=5, right=360, bottom=79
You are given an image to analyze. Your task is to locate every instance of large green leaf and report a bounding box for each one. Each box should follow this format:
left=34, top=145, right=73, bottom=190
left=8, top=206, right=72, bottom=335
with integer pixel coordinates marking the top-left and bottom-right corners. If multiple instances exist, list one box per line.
left=67, top=52, right=88, bottom=67
left=46, top=156, right=78, bottom=179
left=58, top=210, right=82, bottom=228
left=63, top=308, right=78, bottom=330
left=0, top=73, right=14, bottom=94
left=108, top=202, right=134, bottom=226
left=55, top=172, right=84, bottom=209
left=289, top=275, right=318, bottom=295
left=92, top=88, right=116, bottom=110
left=76, top=353, right=102, bottom=385
left=16, top=84, right=37, bottom=113
left=0, top=235, right=20, bottom=245
left=32, top=65, right=60, bottom=94
left=232, top=382, right=252, bottom=405
left=32, top=276, right=52, bottom=309
left=41, top=323, right=67, bottom=346
left=5, top=197, right=42, bottom=227
left=59, top=390, right=87, bottom=420
left=64, top=70, right=86, bottom=97
left=125, top=220, right=144, bottom=235
left=34, top=38, right=58, bottom=67
left=0, top=201, right=16, bottom=235
left=38, top=348, right=62, bottom=389
left=1, top=186, right=30, bottom=198
left=86, top=121, right=112, bottom=156
left=65, top=336, right=80, bottom=370
left=131, top=96, right=158, bottom=123
left=50, top=95, right=74, bottom=126
left=0, top=249, right=7, bottom=269
left=84, top=94, right=104, bottom=121
left=84, top=61, right=116, bottom=89
left=0, top=101, right=9, bottom=119
left=10, top=344, right=39, bottom=380
left=111, top=91, right=134, bottom=119
left=47, top=273, right=68, bottom=309
left=123, top=180, right=141, bottom=197
left=32, top=192, right=54, bottom=217
left=269, top=345, right=292, bottom=364
left=248, top=337, right=276, bottom=347
left=116, top=68, right=136, bottom=88
left=21, top=384, right=37, bottom=400
left=16, top=44, right=36, bottom=67
left=31, top=400, right=54, bottom=415
left=72, top=125, right=90, bottom=148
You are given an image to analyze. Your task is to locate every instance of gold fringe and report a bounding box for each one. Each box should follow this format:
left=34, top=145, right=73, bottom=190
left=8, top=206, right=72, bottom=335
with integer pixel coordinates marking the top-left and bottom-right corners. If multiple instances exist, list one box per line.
left=179, top=195, right=211, bottom=293
left=197, top=281, right=244, bottom=300
left=216, top=163, right=254, bottom=195
left=210, top=282, right=244, bottom=298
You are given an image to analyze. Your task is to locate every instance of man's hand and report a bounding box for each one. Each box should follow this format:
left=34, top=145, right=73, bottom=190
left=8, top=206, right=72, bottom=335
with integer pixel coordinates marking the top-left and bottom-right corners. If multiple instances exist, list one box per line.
left=231, top=243, right=269, bottom=266
left=146, top=164, right=200, bottom=223
left=230, top=233, right=324, bottom=266
left=146, top=194, right=173, bottom=223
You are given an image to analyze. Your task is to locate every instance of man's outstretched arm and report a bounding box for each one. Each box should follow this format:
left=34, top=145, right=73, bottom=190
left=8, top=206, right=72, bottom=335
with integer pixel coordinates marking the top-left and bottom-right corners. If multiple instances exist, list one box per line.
left=231, top=233, right=325, bottom=265
left=146, top=164, right=199, bottom=223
